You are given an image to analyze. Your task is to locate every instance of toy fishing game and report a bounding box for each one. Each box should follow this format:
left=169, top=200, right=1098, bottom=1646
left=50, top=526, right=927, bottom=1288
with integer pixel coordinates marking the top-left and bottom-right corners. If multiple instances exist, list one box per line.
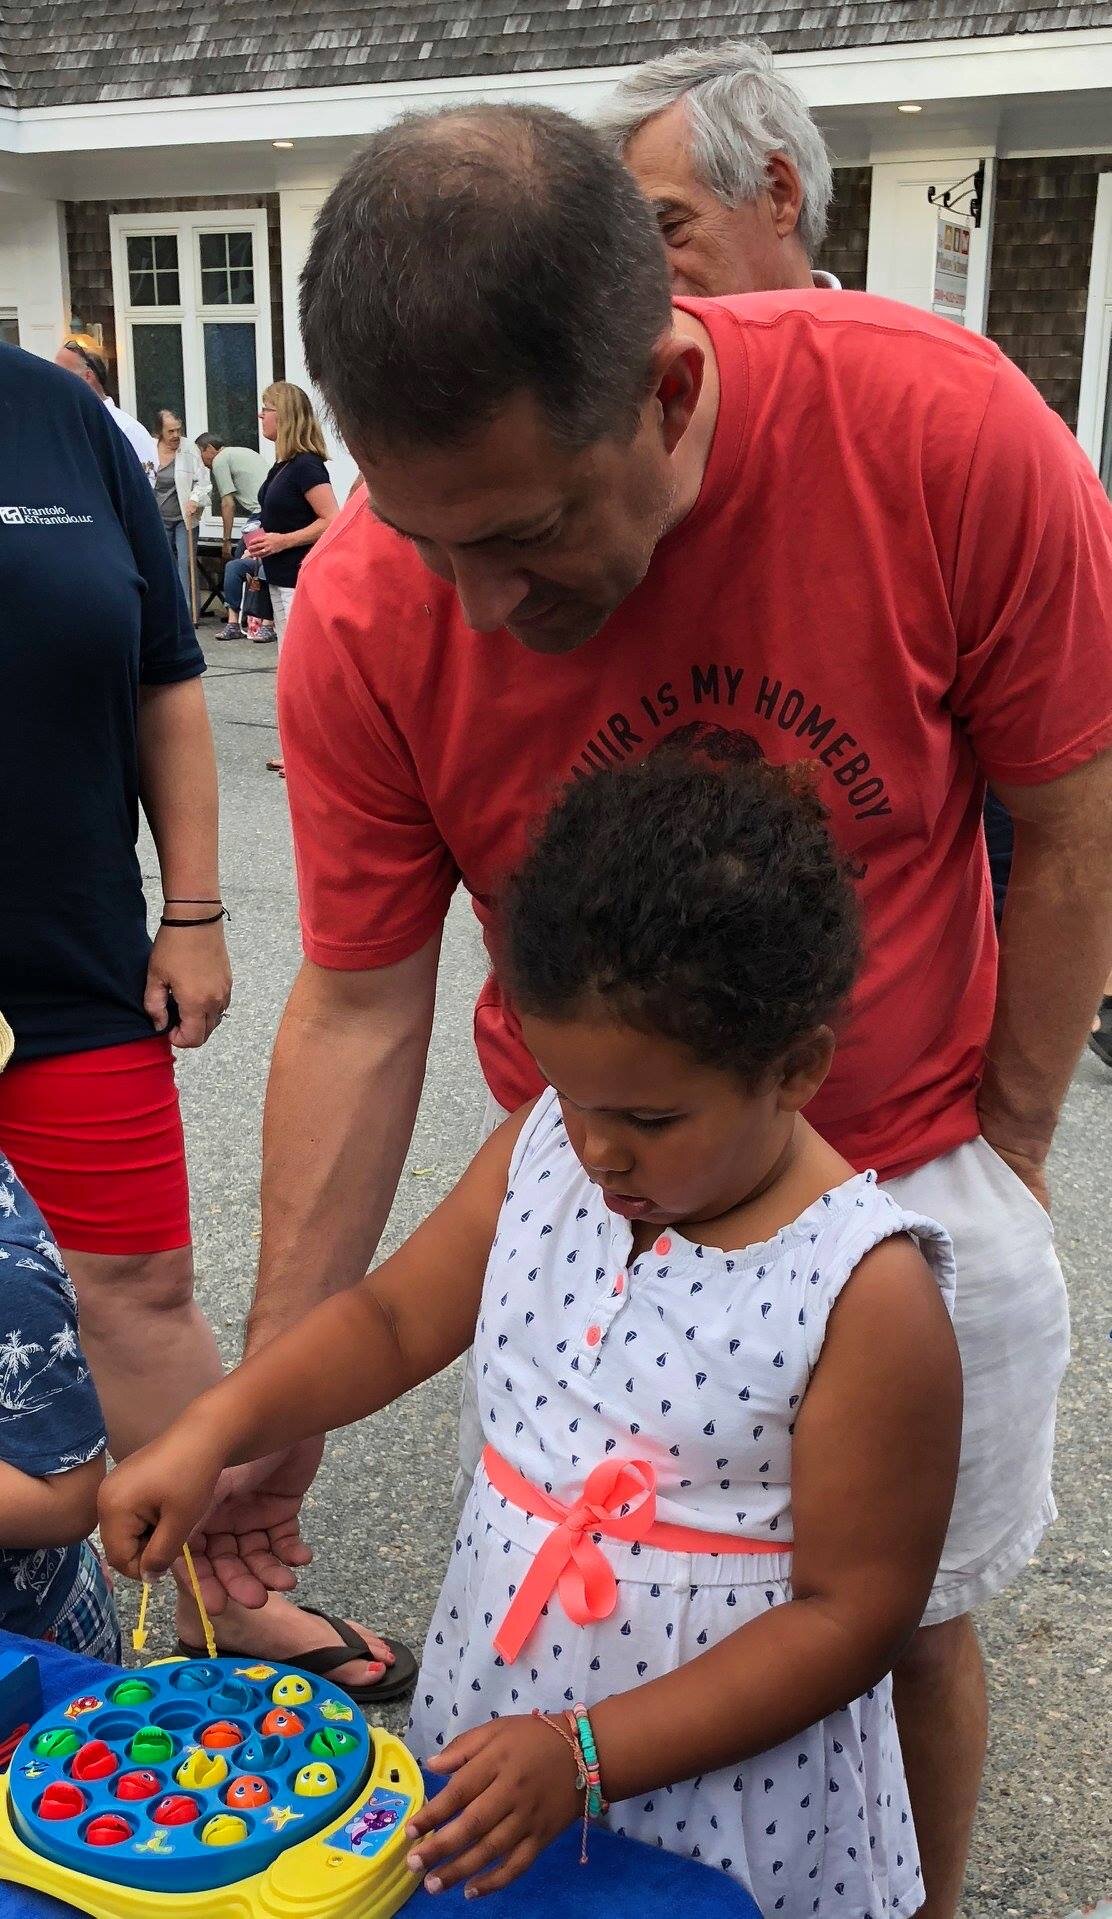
left=0, top=1656, right=423, bottom=1918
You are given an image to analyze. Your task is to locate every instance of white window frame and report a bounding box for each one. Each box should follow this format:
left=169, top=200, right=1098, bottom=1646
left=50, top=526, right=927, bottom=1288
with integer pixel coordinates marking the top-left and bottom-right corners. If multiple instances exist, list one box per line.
left=109, top=207, right=273, bottom=450
left=1077, top=172, right=1112, bottom=489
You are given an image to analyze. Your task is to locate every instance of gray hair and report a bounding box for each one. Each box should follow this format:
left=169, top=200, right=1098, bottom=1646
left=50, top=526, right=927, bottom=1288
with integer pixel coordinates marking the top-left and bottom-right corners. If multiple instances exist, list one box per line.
left=596, top=41, right=834, bottom=258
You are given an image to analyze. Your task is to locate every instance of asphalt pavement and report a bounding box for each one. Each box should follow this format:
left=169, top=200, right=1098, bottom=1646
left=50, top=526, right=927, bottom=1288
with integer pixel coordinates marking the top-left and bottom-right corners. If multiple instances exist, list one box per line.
left=124, top=631, right=1110, bottom=1918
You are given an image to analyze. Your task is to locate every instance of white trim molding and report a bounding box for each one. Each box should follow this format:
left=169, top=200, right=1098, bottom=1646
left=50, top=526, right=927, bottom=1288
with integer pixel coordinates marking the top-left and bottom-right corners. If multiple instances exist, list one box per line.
left=1, top=28, right=1110, bottom=156
left=1077, top=170, right=1112, bottom=474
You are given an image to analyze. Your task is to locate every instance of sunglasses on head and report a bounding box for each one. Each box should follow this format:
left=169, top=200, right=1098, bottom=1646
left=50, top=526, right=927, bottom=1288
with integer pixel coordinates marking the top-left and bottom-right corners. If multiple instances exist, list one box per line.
left=64, top=339, right=109, bottom=385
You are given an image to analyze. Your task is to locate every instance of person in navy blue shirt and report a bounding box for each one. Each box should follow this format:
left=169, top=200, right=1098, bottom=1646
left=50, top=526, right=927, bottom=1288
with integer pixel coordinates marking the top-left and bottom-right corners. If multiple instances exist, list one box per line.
left=0, top=1011, right=118, bottom=1659
left=0, top=344, right=235, bottom=1660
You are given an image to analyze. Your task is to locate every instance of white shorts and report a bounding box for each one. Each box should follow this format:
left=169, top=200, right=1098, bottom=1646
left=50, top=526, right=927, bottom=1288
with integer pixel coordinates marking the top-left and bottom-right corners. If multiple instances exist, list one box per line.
left=457, top=1111, right=1070, bottom=1628
left=270, top=583, right=295, bottom=647
left=887, top=1135, right=1069, bottom=1624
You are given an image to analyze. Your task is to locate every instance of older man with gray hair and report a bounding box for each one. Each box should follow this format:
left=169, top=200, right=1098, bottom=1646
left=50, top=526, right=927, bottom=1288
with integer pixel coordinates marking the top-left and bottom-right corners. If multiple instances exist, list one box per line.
left=597, top=41, right=840, bottom=296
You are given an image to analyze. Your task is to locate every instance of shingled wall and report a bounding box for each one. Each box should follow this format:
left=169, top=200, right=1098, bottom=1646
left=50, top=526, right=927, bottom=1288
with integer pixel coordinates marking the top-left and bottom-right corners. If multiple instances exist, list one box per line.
left=987, top=154, right=1112, bottom=429
left=65, top=195, right=285, bottom=401
left=822, top=164, right=871, bottom=290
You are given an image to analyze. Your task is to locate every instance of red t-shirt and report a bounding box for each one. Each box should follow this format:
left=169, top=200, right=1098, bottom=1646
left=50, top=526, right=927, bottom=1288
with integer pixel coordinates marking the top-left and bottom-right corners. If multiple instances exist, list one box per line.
left=279, top=291, right=1112, bottom=1179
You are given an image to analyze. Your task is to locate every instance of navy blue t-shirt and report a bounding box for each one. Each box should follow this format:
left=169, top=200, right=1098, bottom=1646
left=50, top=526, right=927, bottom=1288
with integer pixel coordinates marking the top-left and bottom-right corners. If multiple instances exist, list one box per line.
left=0, top=1152, right=107, bottom=1635
left=0, top=346, right=204, bottom=1062
left=258, top=451, right=330, bottom=588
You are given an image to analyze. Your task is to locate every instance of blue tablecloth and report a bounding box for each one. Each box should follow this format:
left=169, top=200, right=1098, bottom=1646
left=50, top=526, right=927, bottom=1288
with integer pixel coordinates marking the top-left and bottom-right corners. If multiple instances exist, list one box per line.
left=0, top=1630, right=761, bottom=1917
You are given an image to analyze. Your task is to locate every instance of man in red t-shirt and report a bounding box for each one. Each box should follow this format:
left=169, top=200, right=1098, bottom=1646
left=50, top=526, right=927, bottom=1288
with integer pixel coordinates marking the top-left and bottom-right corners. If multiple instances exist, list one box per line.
left=232, top=109, right=1108, bottom=1910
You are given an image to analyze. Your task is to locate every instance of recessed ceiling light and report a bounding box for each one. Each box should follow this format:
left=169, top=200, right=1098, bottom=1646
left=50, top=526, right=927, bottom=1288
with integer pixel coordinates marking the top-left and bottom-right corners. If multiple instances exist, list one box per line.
left=897, top=102, right=923, bottom=114
left=273, top=139, right=295, bottom=149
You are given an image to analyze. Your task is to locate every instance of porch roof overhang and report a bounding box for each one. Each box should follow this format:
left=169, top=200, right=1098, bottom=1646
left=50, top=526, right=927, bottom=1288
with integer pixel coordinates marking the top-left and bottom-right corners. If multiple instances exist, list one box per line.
left=0, top=27, right=1108, bottom=200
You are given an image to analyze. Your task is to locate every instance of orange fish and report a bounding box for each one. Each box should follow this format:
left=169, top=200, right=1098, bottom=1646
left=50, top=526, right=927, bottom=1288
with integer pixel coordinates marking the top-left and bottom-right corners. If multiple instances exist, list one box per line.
left=259, top=1708, right=303, bottom=1738
left=224, top=1774, right=271, bottom=1810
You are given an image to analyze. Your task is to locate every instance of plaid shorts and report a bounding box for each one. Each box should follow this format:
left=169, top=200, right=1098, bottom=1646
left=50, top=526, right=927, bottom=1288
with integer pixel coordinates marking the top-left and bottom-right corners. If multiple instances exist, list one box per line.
left=44, top=1542, right=121, bottom=1664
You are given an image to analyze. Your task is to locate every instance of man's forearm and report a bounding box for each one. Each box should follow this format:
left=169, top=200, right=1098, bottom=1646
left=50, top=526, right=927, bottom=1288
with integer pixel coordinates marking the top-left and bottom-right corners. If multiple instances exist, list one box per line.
left=221, top=497, right=235, bottom=546
left=981, top=762, right=1112, bottom=1164
left=247, top=950, right=439, bottom=1354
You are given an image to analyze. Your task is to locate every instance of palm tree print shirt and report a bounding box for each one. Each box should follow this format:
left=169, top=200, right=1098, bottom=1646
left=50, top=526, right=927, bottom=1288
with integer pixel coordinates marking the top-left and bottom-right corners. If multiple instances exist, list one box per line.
left=0, top=1157, right=107, bottom=1634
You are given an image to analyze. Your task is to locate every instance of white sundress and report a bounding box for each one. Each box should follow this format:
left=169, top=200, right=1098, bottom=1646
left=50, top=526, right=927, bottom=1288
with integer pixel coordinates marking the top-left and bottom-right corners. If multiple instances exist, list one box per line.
left=410, top=1089, right=955, bottom=1919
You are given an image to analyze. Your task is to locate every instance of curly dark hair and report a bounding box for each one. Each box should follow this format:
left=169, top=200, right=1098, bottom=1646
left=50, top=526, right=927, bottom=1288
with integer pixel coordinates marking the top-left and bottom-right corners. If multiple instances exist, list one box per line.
left=502, top=733, right=862, bottom=1083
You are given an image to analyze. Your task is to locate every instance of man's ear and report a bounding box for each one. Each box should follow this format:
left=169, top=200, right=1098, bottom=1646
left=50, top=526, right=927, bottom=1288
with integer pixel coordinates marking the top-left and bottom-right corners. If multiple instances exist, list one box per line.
left=649, top=333, right=705, bottom=454
left=766, top=151, right=806, bottom=242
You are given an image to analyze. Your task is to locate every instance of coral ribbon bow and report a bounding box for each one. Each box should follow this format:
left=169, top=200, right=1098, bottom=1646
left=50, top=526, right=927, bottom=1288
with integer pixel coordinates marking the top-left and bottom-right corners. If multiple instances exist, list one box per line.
left=485, top=1446, right=662, bottom=1664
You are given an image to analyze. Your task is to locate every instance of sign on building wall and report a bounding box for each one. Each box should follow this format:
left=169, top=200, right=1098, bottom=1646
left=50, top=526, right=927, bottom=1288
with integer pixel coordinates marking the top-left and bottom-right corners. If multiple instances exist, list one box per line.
left=932, top=215, right=971, bottom=324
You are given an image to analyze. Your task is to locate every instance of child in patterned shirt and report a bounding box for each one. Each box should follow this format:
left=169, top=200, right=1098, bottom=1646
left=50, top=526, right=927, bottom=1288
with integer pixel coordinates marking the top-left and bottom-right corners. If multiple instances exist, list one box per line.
left=0, top=1011, right=119, bottom=1662
left=100, top=742, right=961, bottom=1917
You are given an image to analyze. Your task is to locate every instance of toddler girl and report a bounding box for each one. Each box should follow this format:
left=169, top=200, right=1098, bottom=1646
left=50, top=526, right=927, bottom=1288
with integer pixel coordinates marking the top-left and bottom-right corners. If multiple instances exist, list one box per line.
left=99, top=743, right=961, bottom=1917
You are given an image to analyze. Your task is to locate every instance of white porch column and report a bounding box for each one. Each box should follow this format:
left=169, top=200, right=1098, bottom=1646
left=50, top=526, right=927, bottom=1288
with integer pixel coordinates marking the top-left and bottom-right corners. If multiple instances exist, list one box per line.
left=0, top=194, right=70, bottom=360
left=278, top=185, right=358, bottom=500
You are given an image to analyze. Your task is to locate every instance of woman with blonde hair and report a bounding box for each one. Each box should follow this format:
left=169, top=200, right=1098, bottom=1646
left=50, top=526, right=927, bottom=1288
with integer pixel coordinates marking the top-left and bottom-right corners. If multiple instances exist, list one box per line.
left=246, top=382, right=338, bottom=772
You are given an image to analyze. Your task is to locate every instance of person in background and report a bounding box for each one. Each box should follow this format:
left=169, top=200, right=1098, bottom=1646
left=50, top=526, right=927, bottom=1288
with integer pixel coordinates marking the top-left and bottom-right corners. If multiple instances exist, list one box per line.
left=0, top=1009, right=120, bottom=1664
left=196, top=432, right=276, bottom=644
left=213, top=539, right=277, bottom=646
left=595, top=41, right=841, bottom=295
left=154, top=409, right=208, bottom=617
left=196, top=430, right=266, bottom=557
left=251, top=381, right=338, bottom=772
left=54, top=336, right=157, bottom=481
left=600, top=41, right=1022, bottom=932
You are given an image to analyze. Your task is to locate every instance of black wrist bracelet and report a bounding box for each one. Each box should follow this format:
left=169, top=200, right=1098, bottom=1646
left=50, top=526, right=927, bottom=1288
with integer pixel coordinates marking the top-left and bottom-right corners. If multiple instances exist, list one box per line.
left=164, top=897, right=223, bottom=905
left=159, top=908, right=230, bottom=927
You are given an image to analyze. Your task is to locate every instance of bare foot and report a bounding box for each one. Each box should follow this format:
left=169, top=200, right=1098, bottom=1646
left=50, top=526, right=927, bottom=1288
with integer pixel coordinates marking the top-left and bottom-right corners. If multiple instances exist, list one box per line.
left=177, top=1590, right=394, bottom=1692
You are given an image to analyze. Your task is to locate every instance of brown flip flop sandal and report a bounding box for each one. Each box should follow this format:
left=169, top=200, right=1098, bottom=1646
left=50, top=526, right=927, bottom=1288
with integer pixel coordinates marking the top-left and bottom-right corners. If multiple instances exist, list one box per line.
left=177, top=1603, right=418, bottom=1706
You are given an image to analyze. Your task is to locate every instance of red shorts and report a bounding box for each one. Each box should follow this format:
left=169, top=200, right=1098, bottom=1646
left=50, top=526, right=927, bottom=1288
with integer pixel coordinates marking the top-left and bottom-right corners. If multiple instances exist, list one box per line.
left=0, top=1036, right=191, bottom=1254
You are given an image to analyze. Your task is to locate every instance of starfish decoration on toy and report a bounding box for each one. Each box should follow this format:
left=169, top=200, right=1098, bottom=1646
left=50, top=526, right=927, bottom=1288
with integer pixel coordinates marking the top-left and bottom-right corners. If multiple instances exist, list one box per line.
left=265, top=1803, right=304, bottom=1832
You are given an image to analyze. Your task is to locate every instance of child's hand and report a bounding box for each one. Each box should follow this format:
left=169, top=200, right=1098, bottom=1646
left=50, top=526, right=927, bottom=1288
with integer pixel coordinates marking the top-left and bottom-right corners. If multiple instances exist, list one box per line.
left=97, top=1431, right=226, bottom=1584
left=406, top=1714, right=583, bottom=1898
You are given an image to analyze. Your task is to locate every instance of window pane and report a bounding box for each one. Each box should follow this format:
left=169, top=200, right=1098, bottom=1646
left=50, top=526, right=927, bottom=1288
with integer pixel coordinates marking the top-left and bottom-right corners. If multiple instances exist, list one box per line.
left=202, top=267, right=230, bottom=306
left=227, top=232, right=253, bottom=269
left=198, top=232, right=227, bottom=270
left=228, top=268, right=255, bottom=305
left=129, top=269, right=156, bottom=306
left=127, top=235, right=154, bottom=272
left=153, top=269, right=181, bottom=307
left=0, top=313, right=20, bottom=348
left=153, top=234, right=179, bottom=269
left=132, top=324, right=185, bottom=439
left=203, top=322, right=258, bottom=448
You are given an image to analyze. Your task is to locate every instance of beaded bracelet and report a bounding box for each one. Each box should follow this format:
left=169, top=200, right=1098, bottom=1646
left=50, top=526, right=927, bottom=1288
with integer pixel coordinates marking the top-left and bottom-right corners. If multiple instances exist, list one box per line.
left=531, top=1709, right=591, bottom=1864
left=568, top=1704, right=608, bottom=1818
